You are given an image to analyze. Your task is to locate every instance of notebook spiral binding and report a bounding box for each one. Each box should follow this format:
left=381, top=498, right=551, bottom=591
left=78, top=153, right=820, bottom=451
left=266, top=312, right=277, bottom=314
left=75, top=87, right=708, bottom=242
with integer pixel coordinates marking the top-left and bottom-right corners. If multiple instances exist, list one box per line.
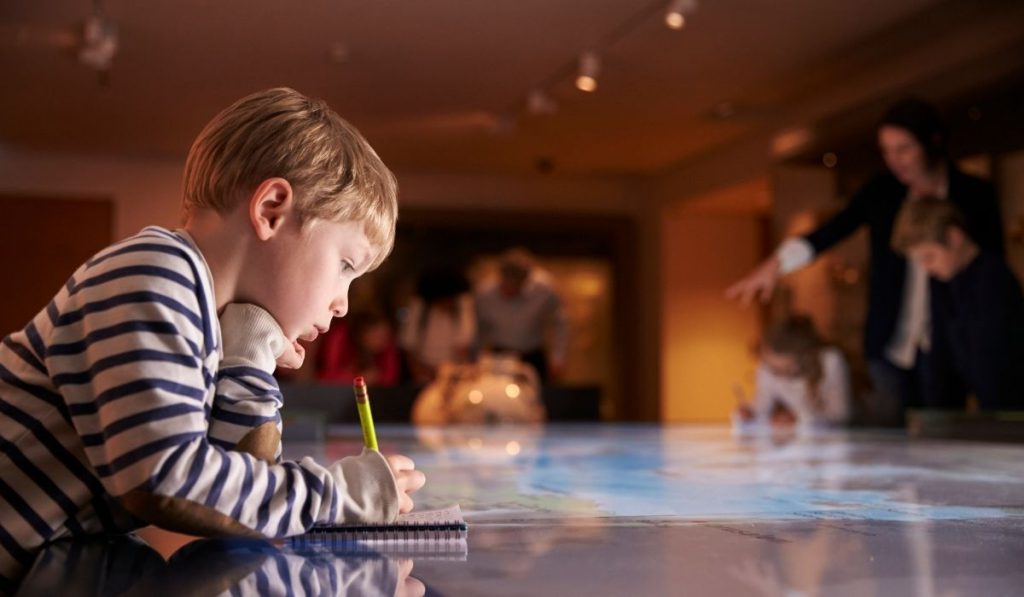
left=286, top=521, right=469, bottom=559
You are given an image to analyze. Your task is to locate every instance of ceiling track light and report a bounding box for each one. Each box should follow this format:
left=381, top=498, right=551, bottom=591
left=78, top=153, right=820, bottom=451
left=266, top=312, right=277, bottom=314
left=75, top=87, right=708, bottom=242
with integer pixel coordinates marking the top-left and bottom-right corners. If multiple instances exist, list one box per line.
left=576, top=52, right=600, bottom=93
left=79, top=2, right=117, bottom=72
left=665, top=0, right=697, bottom=30
left=527, top=89, right=558, bottom=115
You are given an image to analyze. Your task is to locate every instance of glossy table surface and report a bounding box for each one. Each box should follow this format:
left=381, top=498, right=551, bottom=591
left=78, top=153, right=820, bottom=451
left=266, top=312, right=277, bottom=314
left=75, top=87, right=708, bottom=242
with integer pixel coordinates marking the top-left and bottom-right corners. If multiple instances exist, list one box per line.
left=19, top=424, right=1024, bottom=596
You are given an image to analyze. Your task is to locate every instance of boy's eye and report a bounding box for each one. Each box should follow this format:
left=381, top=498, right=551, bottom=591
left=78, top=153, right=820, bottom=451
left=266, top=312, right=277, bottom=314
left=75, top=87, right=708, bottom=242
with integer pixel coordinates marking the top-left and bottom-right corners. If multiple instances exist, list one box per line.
left=341, top=261, right=355, bottom=273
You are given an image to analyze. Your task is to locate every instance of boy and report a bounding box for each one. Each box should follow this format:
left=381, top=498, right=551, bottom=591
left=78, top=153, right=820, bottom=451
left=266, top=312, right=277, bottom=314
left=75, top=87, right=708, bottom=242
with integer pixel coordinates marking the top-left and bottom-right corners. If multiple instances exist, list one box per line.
left=892, top=197, right=1024, bottom=412
left=0, top=88, right=425, bottom=589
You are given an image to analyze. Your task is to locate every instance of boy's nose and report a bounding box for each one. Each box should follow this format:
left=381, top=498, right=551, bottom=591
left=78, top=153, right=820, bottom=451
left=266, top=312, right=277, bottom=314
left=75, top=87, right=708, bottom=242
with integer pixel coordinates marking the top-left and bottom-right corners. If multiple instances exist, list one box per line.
left=330, top=297, right=348, bottom=318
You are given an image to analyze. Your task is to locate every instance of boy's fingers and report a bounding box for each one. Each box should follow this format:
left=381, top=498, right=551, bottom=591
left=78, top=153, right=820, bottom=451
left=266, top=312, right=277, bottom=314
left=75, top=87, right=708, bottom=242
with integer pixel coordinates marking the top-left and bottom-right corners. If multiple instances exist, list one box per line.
left=275, top=342, right=305, bottom=369
left=399, top=493, right=414, bottom=513
left=397, top=559, right=414, bottom=578
left=400, top=470, right=426, bottom=493
left=387, top=454, right=415, bottom=471
left=398, top=578, right=426, bottom=597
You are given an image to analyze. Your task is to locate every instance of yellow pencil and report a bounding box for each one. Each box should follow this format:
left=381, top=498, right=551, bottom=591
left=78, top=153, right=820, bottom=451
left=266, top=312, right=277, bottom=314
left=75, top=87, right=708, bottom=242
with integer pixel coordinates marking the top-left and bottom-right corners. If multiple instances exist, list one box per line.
left=353, top=376, right=379, bottom=451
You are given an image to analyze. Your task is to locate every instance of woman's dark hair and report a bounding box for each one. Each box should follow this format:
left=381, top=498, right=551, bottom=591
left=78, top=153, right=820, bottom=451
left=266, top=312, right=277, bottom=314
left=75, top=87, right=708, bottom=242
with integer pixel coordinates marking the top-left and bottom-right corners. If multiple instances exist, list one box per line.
left=879, top=98, right=948, bottom=165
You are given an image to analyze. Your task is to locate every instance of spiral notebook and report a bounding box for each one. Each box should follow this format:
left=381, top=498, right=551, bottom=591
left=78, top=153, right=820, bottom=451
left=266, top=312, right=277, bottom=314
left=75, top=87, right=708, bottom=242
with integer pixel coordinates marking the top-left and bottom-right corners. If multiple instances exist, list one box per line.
left=286, top=504, right=468, bottom=558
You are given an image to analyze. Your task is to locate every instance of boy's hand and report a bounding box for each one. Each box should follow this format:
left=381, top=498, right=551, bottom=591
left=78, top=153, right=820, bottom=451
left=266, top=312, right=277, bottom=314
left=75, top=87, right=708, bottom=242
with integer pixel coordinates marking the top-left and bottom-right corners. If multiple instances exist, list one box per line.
left=275, top=339, right=306, bottom=369
left=385, top=454, right=426, bottom=514
left=394, top=559, right=426, bottom=597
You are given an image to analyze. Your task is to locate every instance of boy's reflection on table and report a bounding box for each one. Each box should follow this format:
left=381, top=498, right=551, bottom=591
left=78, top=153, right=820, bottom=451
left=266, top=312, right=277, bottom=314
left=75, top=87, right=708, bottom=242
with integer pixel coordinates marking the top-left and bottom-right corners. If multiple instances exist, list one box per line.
left=17, top=534, right=425, bottom=597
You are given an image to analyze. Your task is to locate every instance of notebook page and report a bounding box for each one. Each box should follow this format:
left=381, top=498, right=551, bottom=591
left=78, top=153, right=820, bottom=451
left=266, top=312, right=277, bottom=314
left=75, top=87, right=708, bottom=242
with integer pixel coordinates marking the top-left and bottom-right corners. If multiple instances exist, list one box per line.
left=395, top=504, right=464, bottom=525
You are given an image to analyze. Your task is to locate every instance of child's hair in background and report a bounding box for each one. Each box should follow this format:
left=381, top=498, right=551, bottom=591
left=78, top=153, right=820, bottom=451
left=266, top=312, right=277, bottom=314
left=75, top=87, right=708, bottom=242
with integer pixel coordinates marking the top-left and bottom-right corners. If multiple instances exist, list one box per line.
left=761, top=315, right=827, bottom=410
left=182, top=87, right=399, bottom=270
left=891, top=196, right=965, bottom=254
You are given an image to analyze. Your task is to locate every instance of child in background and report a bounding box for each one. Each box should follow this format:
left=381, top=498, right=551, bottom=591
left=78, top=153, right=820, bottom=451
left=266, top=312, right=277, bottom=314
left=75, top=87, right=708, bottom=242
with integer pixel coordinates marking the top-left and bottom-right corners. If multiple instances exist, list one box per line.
left=735, top=315, right=852, bottom=431
left=0, top=88, right=425, bottom=589
left=892, top=197, right=1024, bottom=411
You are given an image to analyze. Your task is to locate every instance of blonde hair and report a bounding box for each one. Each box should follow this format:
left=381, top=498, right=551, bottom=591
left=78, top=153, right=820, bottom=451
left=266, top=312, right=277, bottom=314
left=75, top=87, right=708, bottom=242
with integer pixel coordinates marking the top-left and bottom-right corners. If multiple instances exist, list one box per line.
left=182, top=87, right=398, bottom=269
left=891, top=197, right=964, bottom=254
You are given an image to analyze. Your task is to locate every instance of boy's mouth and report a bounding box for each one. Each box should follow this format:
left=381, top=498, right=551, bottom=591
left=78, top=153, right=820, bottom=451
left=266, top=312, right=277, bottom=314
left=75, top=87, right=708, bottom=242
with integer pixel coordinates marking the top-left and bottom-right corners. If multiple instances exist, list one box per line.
left=297, top=325, right=328, bottom=344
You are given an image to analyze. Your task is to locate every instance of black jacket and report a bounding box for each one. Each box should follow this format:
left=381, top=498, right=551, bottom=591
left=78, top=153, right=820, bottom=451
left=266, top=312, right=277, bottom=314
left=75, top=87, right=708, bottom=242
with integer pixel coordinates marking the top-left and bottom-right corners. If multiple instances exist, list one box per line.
left=803, top=168, right=1004, bottom=360
left=941, top=252, right=1024, bottom=411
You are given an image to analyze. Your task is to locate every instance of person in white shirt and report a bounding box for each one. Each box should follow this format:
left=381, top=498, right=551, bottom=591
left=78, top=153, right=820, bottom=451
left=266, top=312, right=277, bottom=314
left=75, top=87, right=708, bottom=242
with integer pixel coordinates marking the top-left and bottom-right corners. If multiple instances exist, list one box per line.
left=399, top=268, right=475, bottom=384
left=474, top=249, right=569, bottom=383
left=735, top=315, right=851, bottom=432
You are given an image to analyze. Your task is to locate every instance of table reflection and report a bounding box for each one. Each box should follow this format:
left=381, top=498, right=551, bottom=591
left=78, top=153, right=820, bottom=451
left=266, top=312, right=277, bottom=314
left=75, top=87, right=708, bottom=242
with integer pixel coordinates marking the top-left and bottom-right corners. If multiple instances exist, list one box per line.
left=17, top=534, right=426, bottom=597
left=15, top=425, right=1024, bottom=596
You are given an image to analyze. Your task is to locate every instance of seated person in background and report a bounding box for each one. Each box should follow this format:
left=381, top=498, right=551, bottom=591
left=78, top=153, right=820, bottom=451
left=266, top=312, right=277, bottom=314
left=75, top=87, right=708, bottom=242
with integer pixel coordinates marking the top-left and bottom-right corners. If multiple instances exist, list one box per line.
left=399, top=268, right=475, bottom=384
left=317, top=309, right=401, bottom=386
left=735, top=315, right=852, bottom=431
left=892, top=197, right=1024, bottom=412
left=474, top=248, right=568, bottom=383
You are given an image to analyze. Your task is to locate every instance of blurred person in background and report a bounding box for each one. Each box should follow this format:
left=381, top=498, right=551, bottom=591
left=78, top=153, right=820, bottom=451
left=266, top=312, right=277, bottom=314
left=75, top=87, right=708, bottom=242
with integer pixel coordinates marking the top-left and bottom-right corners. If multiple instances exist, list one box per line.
left=317, top=309, right=401, bottom=386
left=727, top=98, right=1004, bottom=423
left=399, top=268, right=475, bottom=384
left=892, top=198, right=1024, bottom=412
left=735, top=315, right=852, bottom=432
left=475, top=248, right=568, bottom=383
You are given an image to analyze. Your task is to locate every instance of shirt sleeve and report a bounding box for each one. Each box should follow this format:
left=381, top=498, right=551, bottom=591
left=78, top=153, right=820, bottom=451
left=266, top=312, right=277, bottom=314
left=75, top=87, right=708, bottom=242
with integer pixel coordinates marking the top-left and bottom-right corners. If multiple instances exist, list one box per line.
left=207, top=304, right=287, bottom=461
left=802, top=177, right=877, bottom=256
left=776, top=238, right=816, bottom=275
left=46, top=242, right=399, bottom=537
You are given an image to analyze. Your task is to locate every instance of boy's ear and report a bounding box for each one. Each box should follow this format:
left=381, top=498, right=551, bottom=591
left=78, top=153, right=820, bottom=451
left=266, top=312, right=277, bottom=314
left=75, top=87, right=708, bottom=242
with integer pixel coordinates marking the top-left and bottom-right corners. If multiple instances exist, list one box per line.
left=249, top=178, right=295, bottom=241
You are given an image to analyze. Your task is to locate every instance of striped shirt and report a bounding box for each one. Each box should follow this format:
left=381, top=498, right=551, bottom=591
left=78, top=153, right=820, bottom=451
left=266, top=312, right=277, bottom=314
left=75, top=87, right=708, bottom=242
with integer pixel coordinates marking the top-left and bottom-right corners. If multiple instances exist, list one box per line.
left=0, top=226, right=395, bottom=590
left=19, top=534, right=404, bottom=596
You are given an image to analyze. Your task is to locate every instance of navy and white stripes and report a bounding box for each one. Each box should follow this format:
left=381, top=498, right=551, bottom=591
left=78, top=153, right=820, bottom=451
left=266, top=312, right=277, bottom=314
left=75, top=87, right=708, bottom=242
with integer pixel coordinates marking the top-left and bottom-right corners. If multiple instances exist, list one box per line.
left=0, top=227, right=380, bottom=589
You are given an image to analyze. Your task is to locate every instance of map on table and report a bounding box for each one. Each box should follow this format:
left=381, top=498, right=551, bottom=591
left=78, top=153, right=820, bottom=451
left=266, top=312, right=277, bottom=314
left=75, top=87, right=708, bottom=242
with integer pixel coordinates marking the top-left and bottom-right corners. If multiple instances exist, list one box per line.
left=284, top=424, right=1024, bottom=525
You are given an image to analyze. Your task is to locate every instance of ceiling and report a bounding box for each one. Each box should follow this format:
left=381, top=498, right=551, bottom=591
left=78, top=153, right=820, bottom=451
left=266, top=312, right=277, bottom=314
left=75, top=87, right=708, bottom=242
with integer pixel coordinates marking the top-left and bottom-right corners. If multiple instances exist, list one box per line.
left=1, top=0, right=1019, bottom=176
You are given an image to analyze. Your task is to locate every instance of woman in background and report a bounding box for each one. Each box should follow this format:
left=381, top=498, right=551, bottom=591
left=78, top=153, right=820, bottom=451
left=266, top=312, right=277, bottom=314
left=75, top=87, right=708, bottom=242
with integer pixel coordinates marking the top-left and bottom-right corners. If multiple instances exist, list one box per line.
left=727, top=98, right=1003, bottom=420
